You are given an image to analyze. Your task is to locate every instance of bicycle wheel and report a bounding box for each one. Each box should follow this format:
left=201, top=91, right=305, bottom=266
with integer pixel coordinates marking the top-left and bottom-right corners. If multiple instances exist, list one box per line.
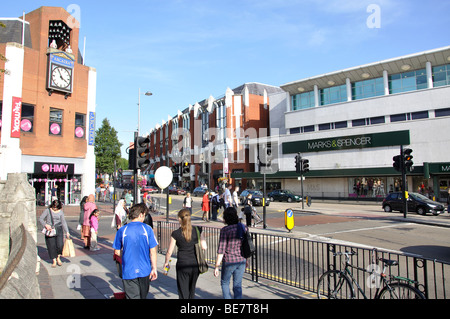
left=317, top=270, right=354, bottom=299
left=377, top=282, right=425, bottom=299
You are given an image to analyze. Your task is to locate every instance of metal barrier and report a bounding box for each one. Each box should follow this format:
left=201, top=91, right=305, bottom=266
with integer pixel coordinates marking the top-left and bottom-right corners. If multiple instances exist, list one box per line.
left=156, top=221, right=449, bottom=299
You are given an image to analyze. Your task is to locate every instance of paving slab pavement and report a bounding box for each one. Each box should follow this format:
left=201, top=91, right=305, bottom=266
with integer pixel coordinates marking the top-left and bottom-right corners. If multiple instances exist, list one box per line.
left=35, top=200, right=450, bottom=302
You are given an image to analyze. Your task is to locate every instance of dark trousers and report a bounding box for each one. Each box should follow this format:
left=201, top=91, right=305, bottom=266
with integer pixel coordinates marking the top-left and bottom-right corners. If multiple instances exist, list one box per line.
left=123, top=276, right=150, bottom=299
left=45, top=226, right=64, bottom=260
left=211, top=206, right=219, bottom=220
left=176, top=265, right=200, bottom=299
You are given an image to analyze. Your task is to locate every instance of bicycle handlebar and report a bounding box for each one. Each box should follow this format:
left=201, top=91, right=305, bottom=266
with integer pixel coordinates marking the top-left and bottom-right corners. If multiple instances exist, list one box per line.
left=331, top=249, right=357, bottom=257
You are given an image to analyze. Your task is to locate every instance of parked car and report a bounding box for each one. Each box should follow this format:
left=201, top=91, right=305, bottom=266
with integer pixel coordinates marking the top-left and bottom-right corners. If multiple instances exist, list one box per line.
left=268, top=189, right=301, bottom=202
left=382, top=192, right=445, bottom=215
left=192, top=186, right=212, bottom=197
left=168, top=186, right=186, bottom=195
left=142, top=185, right=158, bottom=193
left=238, top=189, right=270, bottom=206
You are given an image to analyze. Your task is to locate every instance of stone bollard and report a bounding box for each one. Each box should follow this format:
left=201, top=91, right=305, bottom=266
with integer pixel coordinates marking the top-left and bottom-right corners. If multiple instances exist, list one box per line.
left=0, top=173, right=37, bottom=272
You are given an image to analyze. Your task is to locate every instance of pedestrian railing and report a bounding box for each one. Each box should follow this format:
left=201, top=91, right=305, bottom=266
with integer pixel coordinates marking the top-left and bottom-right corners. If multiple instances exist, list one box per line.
left=155, top=221, right=449, bottom=299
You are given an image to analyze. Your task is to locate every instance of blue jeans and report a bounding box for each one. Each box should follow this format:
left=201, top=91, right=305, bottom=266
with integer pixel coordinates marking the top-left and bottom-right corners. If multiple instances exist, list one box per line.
left=220, top=261, right=246, bottom=299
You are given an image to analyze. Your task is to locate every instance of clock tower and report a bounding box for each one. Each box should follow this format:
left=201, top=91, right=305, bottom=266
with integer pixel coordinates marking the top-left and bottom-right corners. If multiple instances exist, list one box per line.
left=46, top=20, right=74, bottom=98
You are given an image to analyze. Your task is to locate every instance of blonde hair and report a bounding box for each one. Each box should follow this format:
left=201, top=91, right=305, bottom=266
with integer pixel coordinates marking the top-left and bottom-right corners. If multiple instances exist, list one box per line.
left=178, top=208, right=192, bottom=242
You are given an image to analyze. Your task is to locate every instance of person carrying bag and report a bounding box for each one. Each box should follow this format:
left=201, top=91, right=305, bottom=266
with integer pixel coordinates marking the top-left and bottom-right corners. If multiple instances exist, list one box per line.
left=164, top=209, right=207, bottom=299
left=39, top=200, right=70, bottom=267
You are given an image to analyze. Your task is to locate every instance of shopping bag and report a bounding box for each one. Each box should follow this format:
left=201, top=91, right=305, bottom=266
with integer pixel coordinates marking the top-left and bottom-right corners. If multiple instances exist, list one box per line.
left=195, top=227, right=208, bottom=274
left=62, top=238, right=76, bottom=257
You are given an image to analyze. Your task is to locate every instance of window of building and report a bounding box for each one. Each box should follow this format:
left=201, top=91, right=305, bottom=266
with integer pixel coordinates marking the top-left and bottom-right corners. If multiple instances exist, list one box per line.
left=320, top=84, right=347, bottom=106
left=49, top=108, right=63, bottom=135
left=435, top=107, right=450, bottom=117
left=74, top=113, right=85, bottom=138
left=352, top=77, right=384, bottom=100
left=201, top=109, right=209, bottom=148
left=352, top=118, right=366, bottom=127
left=290, top=127, right=300, bottom=134
left=183, top=114, right=190, bottom=131
left=216, top=101, right=226, bottom=142
left=291, top=91, right=315, bottom=110
left=390, top=113, right=406, bottom=122
left=318, top=123, right=331, bottom=131
left=350, top=177, right=386, bottom=197
left=172, top=119, right=179, bottom=147
left=432, top=64, right=450, bottom=87
left=433, top=64, right=450, bottom=87
left=303, top=125, right=315, bottom=133
left=370, top=116, right=385, bottom=125
left=334, top=121, right=348, bottom=129
left=20, top=103, right=34, bottom=133
left=388, top=68, right=427, bottom=94
left=411, top=111, right=428, bottom=120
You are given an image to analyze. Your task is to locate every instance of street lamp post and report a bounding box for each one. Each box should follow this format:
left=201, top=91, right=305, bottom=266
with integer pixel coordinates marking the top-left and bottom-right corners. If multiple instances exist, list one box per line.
left=135, top=89, right=152, bottom=203
left=138, top=88, right=152, bottom=135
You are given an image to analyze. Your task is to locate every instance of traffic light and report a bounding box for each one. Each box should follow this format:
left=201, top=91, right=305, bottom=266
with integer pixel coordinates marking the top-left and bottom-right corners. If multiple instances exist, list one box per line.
left=301, top=158, right=309, bottom=174
left=118, top=168, right=123, bottom=184
left=295, top=153, right=301, bottom=173
left=182, top=161, right=190, bottom=174
left=403, top=148, right=413, bottom=171
left=135, top=135, right=150, bottom=170
left=393, top=154, right=402, bottom=172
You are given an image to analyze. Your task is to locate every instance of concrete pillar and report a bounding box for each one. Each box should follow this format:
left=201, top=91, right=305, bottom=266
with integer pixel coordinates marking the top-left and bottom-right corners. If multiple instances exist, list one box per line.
left=82, top=67, right=97, bottom=197
left=383, top=70, right=389, bottom=95
left=346, top=78, right=352, bottom=101
left=314, top=85, right=319, bottom=107
left=426, top=61, right=433, bottom=89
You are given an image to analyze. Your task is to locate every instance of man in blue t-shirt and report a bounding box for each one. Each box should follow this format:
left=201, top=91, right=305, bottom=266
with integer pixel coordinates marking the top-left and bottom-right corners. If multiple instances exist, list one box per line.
left=113, top=203, right=158, bottom=299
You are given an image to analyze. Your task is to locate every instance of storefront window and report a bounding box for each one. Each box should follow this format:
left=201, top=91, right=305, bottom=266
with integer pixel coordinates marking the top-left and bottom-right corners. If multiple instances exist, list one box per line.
left=28, top=174, right=82, bottom=205
left=349, top=177, right=386, bottom=198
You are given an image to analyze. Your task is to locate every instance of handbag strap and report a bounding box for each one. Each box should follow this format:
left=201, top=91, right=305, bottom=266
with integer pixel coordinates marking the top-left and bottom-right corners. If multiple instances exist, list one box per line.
left=195, top=226, right=201, bottom=243
left=47, top=208, right=55, bottom=227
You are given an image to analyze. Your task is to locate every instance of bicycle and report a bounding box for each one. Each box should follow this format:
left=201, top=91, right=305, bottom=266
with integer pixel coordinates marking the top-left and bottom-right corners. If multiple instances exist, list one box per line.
left=317, top=249, right=426, bottom=299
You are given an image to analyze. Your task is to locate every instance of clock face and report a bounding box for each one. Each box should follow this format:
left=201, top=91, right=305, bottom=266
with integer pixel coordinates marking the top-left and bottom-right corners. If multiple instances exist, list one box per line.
left=51, top=66, right=72, bottom=89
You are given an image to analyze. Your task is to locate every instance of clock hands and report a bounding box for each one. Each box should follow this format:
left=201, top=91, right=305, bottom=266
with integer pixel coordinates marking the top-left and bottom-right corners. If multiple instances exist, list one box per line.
left=57, top=68, right=70, bottom=85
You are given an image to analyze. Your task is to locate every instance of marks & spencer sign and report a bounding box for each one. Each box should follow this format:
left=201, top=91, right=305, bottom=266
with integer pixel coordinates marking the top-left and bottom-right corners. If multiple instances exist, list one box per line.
left=282, top=130, right=410, bottom=154
left=34, top=162, right=74, bottom=175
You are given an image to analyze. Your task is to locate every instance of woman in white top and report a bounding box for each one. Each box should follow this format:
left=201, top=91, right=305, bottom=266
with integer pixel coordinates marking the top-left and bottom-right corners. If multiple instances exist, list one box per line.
left=183, top=192, right=193, bottom=215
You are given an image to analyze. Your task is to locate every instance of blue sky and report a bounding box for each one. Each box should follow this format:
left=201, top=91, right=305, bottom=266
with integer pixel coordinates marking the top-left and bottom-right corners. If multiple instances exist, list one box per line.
left=3, top=0, right=450, bottom=157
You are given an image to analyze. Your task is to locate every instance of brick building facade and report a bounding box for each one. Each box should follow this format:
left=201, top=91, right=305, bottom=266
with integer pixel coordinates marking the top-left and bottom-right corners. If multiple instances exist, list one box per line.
left=0, top=7, right=96, bottom=205
left=147, top=83, right=283, bottom=192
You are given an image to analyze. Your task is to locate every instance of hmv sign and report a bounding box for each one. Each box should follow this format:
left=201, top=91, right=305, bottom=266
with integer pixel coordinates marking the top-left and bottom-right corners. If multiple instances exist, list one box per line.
left=34, top=162, right=75, bottom=175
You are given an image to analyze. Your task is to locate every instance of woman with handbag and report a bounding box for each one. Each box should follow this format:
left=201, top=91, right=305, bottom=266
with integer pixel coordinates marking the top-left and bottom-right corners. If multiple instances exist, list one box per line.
left=164, top=209, right=207, bottom=299
left=39, top=200, right=70, bottom=268
left=214, top=206, right=248, bottom=299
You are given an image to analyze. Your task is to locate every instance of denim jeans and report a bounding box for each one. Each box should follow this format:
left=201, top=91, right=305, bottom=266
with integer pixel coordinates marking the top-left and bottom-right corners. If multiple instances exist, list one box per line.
left=220, top=261, right=246, bottom=299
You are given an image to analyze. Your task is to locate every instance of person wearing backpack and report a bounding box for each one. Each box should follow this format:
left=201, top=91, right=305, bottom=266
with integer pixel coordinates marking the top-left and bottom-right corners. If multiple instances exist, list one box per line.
left=211, top=192, right=220, bottom=221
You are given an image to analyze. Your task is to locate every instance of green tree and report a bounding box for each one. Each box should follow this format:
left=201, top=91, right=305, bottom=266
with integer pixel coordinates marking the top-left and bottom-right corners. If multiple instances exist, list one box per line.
left=116, top=157, right=129, bottom=171
left=94, top=118, right=122, bottom=174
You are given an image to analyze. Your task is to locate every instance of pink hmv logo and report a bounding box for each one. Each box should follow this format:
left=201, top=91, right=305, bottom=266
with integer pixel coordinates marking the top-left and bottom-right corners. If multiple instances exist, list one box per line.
left=41, top=163, right=69, bottom=173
